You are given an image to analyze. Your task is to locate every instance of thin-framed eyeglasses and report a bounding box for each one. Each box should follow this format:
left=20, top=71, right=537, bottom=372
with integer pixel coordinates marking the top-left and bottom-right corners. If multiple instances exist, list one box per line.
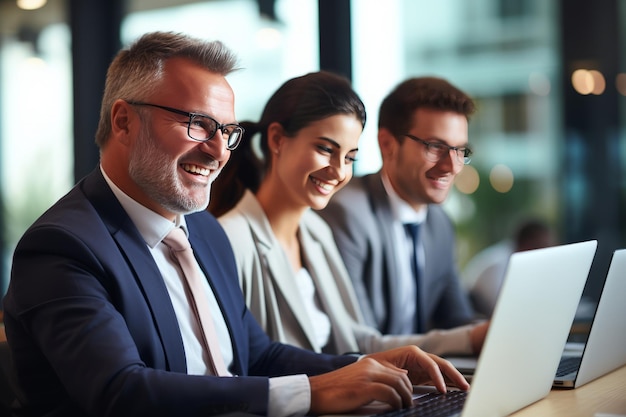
left=127, top=101, right=244, bottom=150
left=404, top=134, right=472, bottom=165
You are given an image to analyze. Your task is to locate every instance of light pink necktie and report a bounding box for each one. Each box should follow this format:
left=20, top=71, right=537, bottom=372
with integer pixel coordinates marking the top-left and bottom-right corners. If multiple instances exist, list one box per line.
left=163, top=227, right=230, bottom=376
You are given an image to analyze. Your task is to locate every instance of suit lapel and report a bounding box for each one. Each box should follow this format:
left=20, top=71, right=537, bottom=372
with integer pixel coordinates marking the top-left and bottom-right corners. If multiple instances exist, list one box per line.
left=114, top=230, right=187, bottom=372
left=257, top=232, right=319, bottom=350
left=299, top=223, right=359, bottom=353
left=237, top=194, right=319, bottom=350
left=83, top=170, right=187, bottom=372
left=366, top=174, right=397, bottom=275
left=366, top=173, right=422, bottom=332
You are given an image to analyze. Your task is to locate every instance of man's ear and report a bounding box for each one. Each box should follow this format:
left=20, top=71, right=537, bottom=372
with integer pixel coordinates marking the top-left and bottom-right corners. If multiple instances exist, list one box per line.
left=110, top=100, right=135, bottom=146
left=378, top=127, right=398, bottom=160
left=267, top=122, right=285, bottom=155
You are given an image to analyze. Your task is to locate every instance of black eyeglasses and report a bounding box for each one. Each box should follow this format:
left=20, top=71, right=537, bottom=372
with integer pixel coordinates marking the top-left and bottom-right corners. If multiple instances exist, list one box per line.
left=404, top=134, right=472, bottom=165
left=127, top=101, right=244, bottom=150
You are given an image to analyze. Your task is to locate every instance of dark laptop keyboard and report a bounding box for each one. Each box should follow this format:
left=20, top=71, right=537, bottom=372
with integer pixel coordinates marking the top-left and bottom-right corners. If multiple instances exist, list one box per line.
left=375, top=390, right=468, bottom=417
left=555, top=356, right=582, bottom=377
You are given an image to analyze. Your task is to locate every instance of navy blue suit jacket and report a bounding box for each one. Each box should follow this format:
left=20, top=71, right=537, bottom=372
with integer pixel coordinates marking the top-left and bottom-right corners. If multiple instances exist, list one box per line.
left=3, top=169, right=354, bottom=416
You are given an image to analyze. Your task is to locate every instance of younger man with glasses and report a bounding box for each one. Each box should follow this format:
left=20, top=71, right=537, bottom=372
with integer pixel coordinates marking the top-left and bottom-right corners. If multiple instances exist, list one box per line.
left=320, top=77, right=480, bottom=341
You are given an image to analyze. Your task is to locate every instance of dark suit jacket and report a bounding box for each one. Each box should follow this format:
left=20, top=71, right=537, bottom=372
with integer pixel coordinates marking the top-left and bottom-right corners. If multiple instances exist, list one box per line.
left=319, top=172, right=474, bottom=335
left=3, top=169, right=354, bottom=417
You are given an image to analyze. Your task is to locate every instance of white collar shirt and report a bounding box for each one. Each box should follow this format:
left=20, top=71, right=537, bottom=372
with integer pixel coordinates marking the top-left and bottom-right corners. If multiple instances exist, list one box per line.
left=381, top=173, right=427, bottom=333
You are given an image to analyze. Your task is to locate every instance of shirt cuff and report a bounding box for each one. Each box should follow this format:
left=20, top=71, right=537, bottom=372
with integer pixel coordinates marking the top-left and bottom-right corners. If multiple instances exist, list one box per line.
left=268, top=374, right=310, bottom=417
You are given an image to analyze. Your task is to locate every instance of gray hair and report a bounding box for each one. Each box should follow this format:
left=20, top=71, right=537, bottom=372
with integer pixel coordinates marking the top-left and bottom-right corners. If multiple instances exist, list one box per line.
left=95, top=31, right=239, bottom=147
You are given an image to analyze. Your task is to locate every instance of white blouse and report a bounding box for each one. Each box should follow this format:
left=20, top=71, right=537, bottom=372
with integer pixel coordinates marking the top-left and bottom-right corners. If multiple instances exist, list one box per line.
left=295, top=267, right=332, bottom=349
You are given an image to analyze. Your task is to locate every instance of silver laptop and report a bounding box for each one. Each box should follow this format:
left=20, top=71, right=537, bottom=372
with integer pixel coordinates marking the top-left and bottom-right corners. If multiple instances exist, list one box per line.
left=447, top=240, right=596, bottom=417
left=553, top=248, right=626, bottom=388
left=326, top=240, right=598, bottom=417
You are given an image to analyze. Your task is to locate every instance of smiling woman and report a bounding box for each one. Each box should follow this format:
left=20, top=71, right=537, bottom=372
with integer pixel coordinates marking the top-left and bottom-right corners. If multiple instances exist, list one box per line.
left=209, top=70, right=370, bottom=353
left=208, top=70, right=366, bottom=219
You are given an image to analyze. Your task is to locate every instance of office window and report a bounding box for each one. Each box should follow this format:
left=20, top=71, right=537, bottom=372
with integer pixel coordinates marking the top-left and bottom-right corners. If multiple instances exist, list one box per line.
left=501, top=93, right=529, bottom=133
left=351, top=0, right=560, bottom=265
left=0, top=0, right=319, bottom=294
left=123, top=0, right=319, bottom=123
left=0, top=2, right=73, bottom=294
left=497, top=0, right=534, bottom=19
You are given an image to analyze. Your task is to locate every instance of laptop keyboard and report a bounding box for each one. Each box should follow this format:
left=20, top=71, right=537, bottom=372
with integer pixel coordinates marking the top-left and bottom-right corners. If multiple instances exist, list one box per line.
left=375, top=390, right=468, bottom=417
left=556, top=356, right=582, bottom=377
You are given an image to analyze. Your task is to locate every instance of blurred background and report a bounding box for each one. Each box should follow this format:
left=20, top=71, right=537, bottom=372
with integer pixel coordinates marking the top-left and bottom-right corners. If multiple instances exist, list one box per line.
left=0, top=0, right=624, bottom=316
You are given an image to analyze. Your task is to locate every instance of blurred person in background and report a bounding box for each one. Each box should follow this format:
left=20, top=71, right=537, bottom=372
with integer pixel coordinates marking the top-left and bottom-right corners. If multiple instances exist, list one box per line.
left=462, top=218, right=557, bottom=317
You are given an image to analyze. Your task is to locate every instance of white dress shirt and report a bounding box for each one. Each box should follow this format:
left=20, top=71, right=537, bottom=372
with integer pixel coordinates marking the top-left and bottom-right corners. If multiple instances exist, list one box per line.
left=381, top=173, right=427, bottom=334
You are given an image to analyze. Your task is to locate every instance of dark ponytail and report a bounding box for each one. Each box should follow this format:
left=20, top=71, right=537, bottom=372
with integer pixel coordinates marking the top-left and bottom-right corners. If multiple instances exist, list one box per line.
left=208, top=121, right=264, bottom=217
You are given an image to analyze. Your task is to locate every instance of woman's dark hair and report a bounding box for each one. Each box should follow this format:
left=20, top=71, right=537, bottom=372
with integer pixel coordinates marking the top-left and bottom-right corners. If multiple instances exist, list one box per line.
left=208, top=70, right=366, bottom=217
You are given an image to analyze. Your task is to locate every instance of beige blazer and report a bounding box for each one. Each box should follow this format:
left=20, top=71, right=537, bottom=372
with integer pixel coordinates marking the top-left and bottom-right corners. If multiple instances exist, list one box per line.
left=218, top=190, right=474, bottom=356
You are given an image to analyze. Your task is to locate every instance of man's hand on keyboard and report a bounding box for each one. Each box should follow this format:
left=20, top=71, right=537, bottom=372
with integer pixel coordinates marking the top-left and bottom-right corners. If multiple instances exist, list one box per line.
left=309, top=355, right=414, bottom=415
left=308, top=345, right=470, bottom=415
left=366, top=346, right=471, bottom=394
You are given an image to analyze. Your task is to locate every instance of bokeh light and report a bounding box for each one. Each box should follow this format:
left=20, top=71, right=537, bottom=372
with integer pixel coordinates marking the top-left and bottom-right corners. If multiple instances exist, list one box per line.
left=455, top=165, right=480, bottom=194
left=616, top=73, right=626, bottom=96
left=489, top=164, right=514, bottom=193
left=571, top=69, right=606, bottom=95
left=17, top=0, right=47, bottom=10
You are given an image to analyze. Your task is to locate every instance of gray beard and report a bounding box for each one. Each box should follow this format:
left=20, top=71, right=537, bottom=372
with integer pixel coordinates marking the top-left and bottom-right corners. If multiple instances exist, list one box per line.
left=128, top=126, right=218, bottom=215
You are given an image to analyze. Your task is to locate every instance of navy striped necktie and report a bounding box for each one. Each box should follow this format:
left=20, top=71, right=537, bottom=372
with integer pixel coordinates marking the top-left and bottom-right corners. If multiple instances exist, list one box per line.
left=404, top=222, right=422, bottom=333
